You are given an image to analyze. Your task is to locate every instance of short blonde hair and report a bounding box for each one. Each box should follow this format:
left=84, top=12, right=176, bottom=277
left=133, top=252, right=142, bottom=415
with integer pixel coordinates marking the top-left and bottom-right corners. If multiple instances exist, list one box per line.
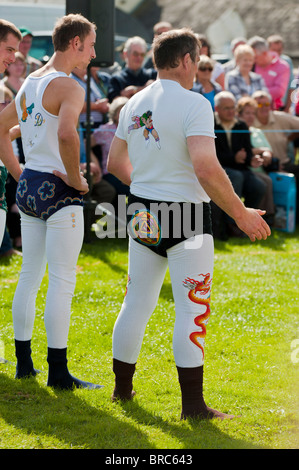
left=234, top=44, right=254, bottom=61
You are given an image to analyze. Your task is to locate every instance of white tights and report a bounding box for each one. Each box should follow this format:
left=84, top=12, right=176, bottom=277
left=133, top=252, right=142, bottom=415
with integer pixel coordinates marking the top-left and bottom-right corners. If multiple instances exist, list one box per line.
left=12, top=205, right=84, bottom=349
left=0, top=208, right=6, bottom=246
left=113, top=234, right=214, bottom=368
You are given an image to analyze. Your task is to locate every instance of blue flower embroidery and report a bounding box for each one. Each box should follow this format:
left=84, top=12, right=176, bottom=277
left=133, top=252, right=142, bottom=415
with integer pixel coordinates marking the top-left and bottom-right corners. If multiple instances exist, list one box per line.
left=38, top=181, right=56, bottom=201
left=17, top=179, right=28, bottom=198
left=27, top=195, right=36, bottom=212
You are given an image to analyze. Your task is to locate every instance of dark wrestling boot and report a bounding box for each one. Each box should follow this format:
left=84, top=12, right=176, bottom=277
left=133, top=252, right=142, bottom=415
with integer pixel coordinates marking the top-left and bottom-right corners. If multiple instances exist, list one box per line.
left=111, top=358, right=136, bottom=401
left=15, top=339, right=37, bottom=379
left=47, top=347, right=103, bottom=390
left=177, top=365, right=235, bottom=420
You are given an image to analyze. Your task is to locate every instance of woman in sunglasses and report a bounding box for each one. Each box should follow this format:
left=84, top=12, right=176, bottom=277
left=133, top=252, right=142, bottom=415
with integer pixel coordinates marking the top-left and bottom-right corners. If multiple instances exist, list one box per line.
left=191, top=55, right=222, bottom=110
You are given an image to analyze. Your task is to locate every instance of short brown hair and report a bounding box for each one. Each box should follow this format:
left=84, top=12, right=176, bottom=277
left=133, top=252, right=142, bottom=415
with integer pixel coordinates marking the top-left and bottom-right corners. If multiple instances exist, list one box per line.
left=153, top=27, right=200, bottom=70
left=52, top=14, right=96, bottom=52
left=0, top=19, right=22, bottom=43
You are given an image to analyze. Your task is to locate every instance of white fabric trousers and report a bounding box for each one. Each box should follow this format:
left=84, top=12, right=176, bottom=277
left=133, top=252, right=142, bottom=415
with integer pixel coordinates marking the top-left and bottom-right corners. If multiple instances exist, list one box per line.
left=113, top=234, right=214, bottom=368
left=12, top=205, right=84, bottom=349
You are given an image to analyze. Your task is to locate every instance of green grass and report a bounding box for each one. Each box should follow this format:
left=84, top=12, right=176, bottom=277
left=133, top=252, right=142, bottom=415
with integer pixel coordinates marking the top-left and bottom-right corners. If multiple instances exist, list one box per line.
left=0, top=226, right=298, bottom=449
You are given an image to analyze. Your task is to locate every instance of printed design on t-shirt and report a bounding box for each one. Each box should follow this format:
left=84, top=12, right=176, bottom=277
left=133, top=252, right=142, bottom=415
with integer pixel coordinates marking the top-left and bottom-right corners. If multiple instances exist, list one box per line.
left=37, top=181, right=56, bottom=201
left=34, top=112, right=45, bottom=127
left=20, top=92, right=35, bottom=123
left=129, top=208, right=161, bottom=246
left=128, top=110, right=161, bottom=149
left=183, top=273, right=212, bottom=359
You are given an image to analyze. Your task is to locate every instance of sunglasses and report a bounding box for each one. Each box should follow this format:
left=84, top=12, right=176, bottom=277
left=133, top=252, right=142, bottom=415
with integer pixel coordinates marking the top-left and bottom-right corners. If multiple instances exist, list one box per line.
left=257, top=102, right=271, bottom=107
left=199, top=67, right=213, bottom=72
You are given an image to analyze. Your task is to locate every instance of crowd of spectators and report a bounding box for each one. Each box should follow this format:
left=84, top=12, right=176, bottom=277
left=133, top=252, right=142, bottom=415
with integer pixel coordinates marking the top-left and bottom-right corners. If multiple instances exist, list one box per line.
left=1, top=23, right=299, bottom=256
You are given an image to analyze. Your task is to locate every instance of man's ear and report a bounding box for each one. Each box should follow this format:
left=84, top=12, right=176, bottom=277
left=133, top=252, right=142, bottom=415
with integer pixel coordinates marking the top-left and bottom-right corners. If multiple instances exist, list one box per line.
left=70, top=35, right=81, bottom=51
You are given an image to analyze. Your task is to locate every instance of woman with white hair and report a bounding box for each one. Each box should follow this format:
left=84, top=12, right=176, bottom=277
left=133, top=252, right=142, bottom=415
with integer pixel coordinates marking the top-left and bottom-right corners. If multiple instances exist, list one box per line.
left=225, top=44, right=268, bottom=101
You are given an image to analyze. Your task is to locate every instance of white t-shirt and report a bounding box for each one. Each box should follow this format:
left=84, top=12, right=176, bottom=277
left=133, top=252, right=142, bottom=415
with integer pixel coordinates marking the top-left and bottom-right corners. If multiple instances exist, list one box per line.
left=115, top=79, right=215, bottom=203
left=15, top=71, right=69, bottom=174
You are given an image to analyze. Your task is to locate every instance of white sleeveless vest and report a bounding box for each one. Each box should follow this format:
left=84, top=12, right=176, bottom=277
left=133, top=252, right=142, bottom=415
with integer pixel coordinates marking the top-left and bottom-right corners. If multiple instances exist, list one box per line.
left=15, top=71, right=69, bottom=174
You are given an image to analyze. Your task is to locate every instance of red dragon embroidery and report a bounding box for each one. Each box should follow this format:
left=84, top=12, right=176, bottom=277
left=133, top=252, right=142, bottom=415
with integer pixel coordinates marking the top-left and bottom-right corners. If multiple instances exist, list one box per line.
left=183, top=273, right=212, bottom=358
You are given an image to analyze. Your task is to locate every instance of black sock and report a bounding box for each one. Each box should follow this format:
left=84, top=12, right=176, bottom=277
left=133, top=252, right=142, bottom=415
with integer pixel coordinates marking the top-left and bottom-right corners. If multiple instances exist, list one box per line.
left=47, top=347, right=102, bottom=390
left=15, top=339, right=36, bottom=379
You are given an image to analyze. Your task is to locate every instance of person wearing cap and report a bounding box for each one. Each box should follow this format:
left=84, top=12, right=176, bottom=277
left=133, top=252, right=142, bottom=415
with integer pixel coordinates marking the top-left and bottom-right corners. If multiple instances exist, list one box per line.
left=19, top=27, right=42, bottom=77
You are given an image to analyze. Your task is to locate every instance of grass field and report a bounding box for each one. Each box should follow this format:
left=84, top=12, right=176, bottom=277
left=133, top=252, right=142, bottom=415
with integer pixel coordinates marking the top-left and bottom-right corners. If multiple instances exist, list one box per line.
left=0, top=226, right=298, bottom=450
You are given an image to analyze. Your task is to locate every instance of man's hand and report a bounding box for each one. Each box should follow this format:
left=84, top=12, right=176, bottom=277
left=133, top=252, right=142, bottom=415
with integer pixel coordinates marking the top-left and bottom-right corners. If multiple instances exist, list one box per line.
left=53, top=170, right=89, bottom=195
left=235, top=208, right=271, bottom=242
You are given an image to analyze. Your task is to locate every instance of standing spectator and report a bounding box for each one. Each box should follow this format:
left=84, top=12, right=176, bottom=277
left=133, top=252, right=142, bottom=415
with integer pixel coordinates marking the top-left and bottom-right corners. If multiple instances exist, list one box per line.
left=191, top=55, right=222, bottom=110
left=225, top=44, right=268, bottom=101
left=108, top=36, right=157, bottom=103
left=247, top=36, right=290, bottom=111
left=267, top=34, right=295, bottom=112
left=214, top=91, right=267, bottom=237
left=18, top=27, right=42, bottom=77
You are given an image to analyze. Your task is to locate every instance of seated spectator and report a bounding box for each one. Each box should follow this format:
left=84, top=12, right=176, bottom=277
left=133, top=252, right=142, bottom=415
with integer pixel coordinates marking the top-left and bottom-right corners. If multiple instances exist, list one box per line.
left=143, top=21, right=173, bottom=70
left=196, top=34, right=225, bottom=88
left=247, top=36, right=290, bottom=110
left=223, top=37, right=247, bottom=74
left=108, top=36, right=157, bottom=103
left=91, top=96, right=130, bottom=197
left=237, top=96, right=276, bottom=224
left=225, top=44, right=268, bottom=101
left=267, top=34, right=295, bottom=112
left=214, top=91, right=267, bottom=237
left=18, top=27, right=42, bottom=77
left=252, top=90, right=299, bottom=220
left=71, top=66, right=109, bottom=134
left=90, top=66, right=111, bottom=98
left=191, top=55, right=222, bottom=110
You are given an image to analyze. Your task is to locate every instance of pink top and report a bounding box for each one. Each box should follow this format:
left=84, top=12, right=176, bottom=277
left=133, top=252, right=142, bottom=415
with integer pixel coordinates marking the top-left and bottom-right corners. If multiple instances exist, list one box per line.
left=255, top=52, right=290, bottom=110
left=92, top=122, right=116, bottom=175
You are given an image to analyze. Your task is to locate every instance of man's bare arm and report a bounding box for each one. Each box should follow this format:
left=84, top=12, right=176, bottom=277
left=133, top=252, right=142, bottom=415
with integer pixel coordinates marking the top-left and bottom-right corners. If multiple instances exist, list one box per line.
left=0, top=101, right=22, bottom=181
left=53, top=79, right=89, bottom=194
left=188, top=135, right=271, bottom=242
left=107, top=135, right=132, bottom=186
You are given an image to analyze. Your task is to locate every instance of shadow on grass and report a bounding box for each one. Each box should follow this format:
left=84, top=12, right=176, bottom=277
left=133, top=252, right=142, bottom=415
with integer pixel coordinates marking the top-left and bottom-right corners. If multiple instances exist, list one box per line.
left=113, top=398, right=264, bottom=450
left=0, top=372, right=152, bottom=450
left=0, top=371, right=263, bottom=450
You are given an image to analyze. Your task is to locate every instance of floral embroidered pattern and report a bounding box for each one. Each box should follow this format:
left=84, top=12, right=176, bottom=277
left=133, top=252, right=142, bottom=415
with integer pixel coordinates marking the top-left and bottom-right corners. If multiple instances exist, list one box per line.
left=26, top=195, right=36, bottom=212
left=17, top=179, right=28, bottom=198
left=37, top=181, right=56, bottom=201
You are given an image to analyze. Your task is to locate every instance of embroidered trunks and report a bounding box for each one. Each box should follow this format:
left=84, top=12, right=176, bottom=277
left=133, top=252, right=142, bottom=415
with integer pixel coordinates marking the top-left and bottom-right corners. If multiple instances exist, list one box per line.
left=127, top=193, right=213, bottom=257
left=16, top=168, right=83, bottom=221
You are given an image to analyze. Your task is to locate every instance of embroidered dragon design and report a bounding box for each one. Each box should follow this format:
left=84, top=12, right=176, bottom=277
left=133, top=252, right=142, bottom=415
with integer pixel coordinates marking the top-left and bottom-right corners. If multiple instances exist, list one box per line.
left=183, top=273, right=212, bottom=358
